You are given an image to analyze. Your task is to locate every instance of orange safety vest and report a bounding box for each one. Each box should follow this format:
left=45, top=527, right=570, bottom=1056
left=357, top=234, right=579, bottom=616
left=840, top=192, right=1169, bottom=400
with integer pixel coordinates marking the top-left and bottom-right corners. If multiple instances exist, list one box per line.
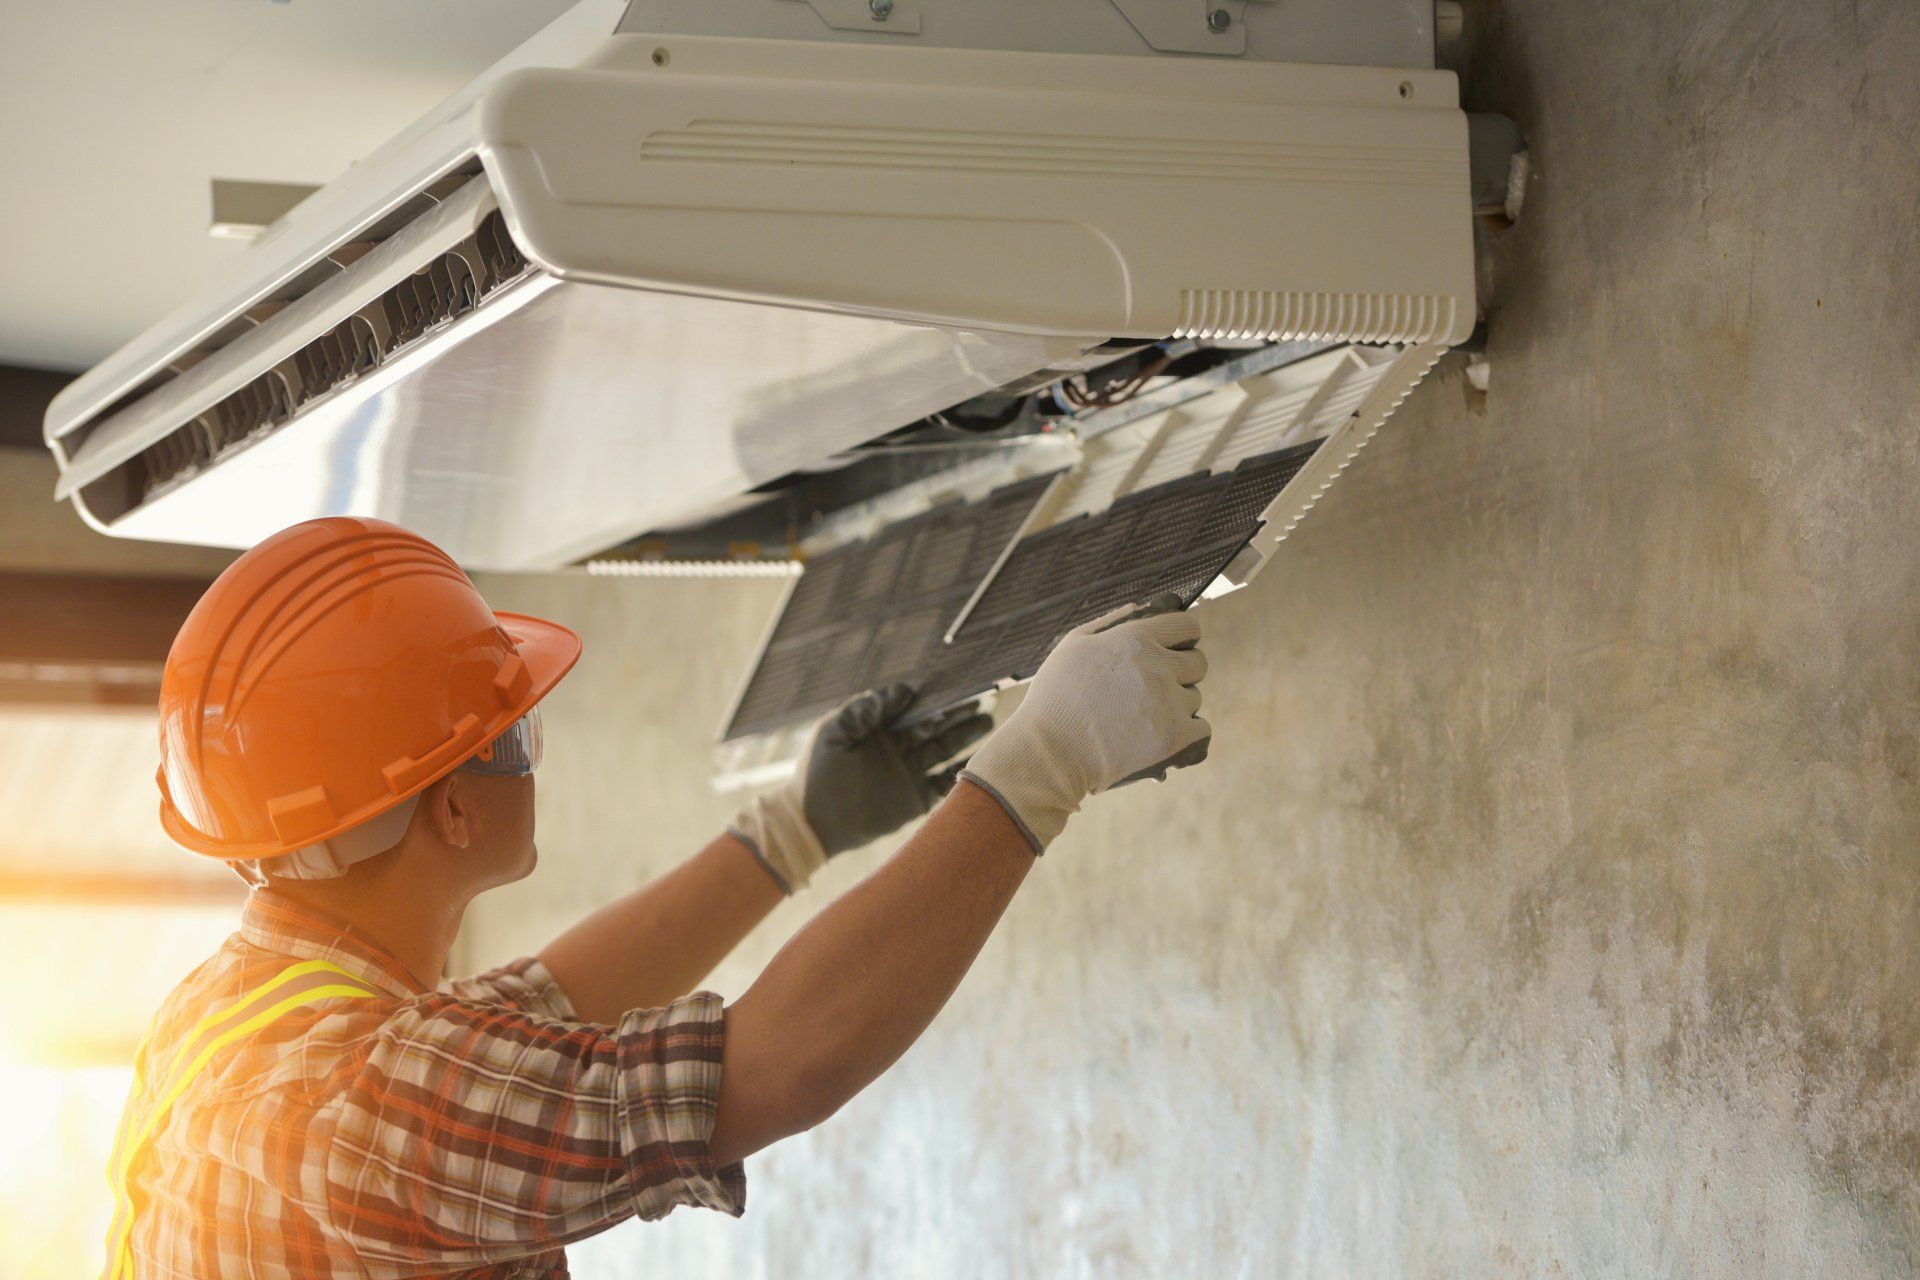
left=101, top=960, right=382, bottom=1279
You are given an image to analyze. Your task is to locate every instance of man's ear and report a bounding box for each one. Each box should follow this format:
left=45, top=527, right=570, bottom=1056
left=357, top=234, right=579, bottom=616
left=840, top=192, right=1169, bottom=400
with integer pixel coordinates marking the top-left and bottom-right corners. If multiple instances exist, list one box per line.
left=418, top=775, right=471, bottom=850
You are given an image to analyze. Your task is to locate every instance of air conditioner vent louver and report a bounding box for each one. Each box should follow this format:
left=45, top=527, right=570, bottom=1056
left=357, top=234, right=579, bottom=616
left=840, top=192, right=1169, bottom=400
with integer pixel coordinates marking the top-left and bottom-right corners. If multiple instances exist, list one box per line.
left=129, top=210, right=532, bottom=504
left=1175, top=288, right=1459, bottom=344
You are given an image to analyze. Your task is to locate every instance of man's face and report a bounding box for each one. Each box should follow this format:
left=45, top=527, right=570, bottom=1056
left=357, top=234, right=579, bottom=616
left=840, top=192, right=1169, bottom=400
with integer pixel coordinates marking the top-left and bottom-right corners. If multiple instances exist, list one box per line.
left=461, top=771, right=539, bottom=890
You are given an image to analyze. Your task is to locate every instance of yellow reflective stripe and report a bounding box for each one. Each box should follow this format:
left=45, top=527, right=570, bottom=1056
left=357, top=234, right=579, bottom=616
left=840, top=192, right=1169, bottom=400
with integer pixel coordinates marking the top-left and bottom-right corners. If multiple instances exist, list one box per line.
left=105, top=980, right=380, bottom=1279
left=123, top=983, right=380, bottom=1163
left=104, top=961, right=372, bottom=1224
left=102, top=962, right=380, bottom=1280
left=158, top=960, right=364, bottom=1081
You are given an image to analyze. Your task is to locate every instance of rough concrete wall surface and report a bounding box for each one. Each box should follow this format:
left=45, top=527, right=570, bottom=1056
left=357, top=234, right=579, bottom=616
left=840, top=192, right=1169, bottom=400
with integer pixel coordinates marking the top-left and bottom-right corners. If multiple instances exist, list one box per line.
left=465, top=0, right=1920, bottom=1274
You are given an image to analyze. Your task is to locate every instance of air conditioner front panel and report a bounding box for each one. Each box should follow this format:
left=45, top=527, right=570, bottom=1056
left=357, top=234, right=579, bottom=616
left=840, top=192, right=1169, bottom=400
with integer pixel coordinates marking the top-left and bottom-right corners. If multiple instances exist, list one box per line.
left=91, top=276, right=1087, bottom=571
left=483, top=38, right=1474, bottom=341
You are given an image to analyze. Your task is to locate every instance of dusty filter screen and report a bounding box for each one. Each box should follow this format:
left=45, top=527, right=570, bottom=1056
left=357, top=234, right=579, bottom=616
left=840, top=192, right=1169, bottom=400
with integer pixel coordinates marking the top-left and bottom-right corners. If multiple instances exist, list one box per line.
left=722, top=438, right=1320, bottom=741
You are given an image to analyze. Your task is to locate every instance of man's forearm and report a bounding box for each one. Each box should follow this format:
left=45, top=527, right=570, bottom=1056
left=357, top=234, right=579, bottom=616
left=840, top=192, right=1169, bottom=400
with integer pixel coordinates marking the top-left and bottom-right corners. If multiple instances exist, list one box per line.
left=539, top=832, right=786, bottom=1024
left=708, top=779, right=1034, bottom=1165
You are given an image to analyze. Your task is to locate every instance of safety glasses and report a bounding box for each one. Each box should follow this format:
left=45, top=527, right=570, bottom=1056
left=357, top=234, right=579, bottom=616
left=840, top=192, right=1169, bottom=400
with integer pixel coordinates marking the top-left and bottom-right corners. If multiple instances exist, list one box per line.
left=460, top=706, right=544, bottom=776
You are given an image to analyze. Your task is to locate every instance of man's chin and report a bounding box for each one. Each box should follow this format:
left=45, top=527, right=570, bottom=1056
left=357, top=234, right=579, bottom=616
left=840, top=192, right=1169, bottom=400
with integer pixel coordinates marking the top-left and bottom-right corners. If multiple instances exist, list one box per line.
left=481, top=845, right=538, bottom=891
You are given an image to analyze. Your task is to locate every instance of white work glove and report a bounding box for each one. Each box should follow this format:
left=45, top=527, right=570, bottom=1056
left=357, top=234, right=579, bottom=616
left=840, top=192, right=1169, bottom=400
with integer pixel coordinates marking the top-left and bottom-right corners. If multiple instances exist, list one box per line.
left=731, top=684, right=993, bottom=893
left=959, top=595, right=1212, bottom=853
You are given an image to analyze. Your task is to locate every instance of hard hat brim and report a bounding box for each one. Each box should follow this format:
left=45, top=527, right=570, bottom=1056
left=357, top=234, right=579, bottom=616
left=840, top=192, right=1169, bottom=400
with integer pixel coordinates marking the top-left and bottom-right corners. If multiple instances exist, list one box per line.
left=493, top=610, right=585, bottom=715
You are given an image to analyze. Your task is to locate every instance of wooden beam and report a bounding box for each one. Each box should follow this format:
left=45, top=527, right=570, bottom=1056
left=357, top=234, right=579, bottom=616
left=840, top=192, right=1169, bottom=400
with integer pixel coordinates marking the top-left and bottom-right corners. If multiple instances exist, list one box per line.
left=0, top=363, right=73, bottom=449
left=0, top=869, right=243, bottom=905
left=0, top=569, right=210, bottom=665
left=0, top=569, right=212, bottom=708
left=0, top=670, right=163, bottom=712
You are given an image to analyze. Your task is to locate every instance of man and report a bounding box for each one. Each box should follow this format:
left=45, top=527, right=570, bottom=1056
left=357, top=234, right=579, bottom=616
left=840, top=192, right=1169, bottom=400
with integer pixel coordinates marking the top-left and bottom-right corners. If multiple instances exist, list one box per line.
left=107, top=515, right=1212, bottom=1278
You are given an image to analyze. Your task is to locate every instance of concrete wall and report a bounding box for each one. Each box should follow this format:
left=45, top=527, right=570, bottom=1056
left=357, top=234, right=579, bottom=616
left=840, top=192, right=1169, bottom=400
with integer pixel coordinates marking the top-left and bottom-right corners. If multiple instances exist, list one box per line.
left=465, top=1, right=1920, bottom=1274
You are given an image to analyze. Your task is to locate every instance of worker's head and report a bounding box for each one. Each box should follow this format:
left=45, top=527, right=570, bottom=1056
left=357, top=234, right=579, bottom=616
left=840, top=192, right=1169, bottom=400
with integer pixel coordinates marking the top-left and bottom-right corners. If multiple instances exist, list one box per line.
left=288, top=703, right=545, bottom=899
left=397, top=702, right=545, bottom=890
left=358, top=764, right=540, bottom=898
left=154, top=517, right=581, bottom=891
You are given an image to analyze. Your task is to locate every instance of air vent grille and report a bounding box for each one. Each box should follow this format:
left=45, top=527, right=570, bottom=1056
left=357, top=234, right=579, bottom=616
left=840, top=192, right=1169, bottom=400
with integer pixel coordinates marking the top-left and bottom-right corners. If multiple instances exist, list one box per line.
left=1175, top=288, right=1457, bottom=344
left=126, top=210, right=531, bottom=505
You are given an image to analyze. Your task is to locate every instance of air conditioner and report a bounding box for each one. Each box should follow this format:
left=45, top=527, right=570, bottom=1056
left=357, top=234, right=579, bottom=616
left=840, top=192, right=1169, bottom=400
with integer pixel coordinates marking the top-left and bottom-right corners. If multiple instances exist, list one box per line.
left=45, top=0, right=1485, bottom=747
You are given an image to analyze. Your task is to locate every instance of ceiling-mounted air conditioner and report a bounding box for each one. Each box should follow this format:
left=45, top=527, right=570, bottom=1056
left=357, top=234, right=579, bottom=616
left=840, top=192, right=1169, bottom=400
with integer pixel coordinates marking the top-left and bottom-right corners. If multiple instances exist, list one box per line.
left=43, top=0, right=1475, bottom=572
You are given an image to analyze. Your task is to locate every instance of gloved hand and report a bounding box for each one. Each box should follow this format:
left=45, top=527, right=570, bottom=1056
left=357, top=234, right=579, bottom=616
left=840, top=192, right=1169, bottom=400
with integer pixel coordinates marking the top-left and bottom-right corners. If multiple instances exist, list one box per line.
left=959, top=596, right=1211, bottom=853
left=731, top=683, right=994, bottom=893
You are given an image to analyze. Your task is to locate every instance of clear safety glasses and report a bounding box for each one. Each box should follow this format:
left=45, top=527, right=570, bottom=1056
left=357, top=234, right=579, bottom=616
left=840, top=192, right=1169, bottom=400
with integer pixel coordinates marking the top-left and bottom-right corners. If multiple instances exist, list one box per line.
left=460, top=706, right=544, bottom=776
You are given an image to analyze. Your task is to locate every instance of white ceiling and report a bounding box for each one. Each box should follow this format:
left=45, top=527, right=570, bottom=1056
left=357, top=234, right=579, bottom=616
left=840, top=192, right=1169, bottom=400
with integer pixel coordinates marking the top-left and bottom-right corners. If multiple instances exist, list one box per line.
left=0, top=0, right=580, bottom=372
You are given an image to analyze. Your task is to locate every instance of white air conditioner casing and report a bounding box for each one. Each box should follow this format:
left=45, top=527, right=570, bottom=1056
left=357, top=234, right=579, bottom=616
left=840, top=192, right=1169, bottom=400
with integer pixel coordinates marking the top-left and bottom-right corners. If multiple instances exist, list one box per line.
left=44, top=2, right=1474, bottom=571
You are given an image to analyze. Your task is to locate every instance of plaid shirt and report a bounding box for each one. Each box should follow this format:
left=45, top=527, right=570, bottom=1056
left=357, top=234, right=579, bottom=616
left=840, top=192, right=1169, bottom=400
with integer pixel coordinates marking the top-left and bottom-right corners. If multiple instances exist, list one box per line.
left=110, top=891, right=745, bottom=1278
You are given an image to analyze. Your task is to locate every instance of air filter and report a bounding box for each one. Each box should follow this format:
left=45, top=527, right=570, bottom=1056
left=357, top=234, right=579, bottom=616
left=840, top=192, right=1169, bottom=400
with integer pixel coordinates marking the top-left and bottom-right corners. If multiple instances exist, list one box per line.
left=721, top=439, right=1319, bottom=741
left=722, top=474, right=1057, bottom=739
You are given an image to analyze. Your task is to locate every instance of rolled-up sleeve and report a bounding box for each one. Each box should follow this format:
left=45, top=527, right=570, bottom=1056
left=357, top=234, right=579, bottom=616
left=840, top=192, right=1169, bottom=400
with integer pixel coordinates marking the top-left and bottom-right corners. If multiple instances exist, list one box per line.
left=266, top=982, right=745, bottom=1269
left=610, top=995, right=747, bottom=1219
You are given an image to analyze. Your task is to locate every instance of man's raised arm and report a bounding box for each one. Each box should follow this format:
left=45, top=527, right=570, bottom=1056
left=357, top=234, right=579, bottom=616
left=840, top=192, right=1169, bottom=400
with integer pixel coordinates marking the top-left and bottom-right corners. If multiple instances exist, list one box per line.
left=709, top=602, right=1212, bottom=1165
left=541, top=685, right=995, bottom=1022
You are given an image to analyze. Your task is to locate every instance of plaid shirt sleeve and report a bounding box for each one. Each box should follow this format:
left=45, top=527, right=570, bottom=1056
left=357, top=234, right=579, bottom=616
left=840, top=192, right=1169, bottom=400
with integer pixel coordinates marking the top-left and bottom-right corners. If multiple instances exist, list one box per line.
left=208, top=969, right=746, bottom=1269
left=443, top=955, right=585, bottom=1019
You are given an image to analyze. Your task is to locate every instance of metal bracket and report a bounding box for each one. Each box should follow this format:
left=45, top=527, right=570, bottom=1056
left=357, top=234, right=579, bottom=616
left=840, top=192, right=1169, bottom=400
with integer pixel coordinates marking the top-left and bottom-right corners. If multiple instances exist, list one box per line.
left=1105, top=0, right=1274, bottom=56
left=781, top=0, right=922, bottom=36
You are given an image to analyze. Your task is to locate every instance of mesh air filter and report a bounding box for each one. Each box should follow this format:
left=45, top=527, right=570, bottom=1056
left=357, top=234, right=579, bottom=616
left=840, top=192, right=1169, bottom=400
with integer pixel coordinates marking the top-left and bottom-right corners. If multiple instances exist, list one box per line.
left=723, top=474, right=1056, bottom=739
left=915, top=439, right=1320, bottom=714
left=722, top=437, right=1322, bottom=740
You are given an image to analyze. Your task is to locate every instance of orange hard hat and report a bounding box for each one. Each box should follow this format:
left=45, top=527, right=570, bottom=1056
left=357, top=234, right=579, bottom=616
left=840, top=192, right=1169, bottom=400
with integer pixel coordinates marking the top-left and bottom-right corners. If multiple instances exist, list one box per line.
left=157, top=517, right=581, bottom=866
